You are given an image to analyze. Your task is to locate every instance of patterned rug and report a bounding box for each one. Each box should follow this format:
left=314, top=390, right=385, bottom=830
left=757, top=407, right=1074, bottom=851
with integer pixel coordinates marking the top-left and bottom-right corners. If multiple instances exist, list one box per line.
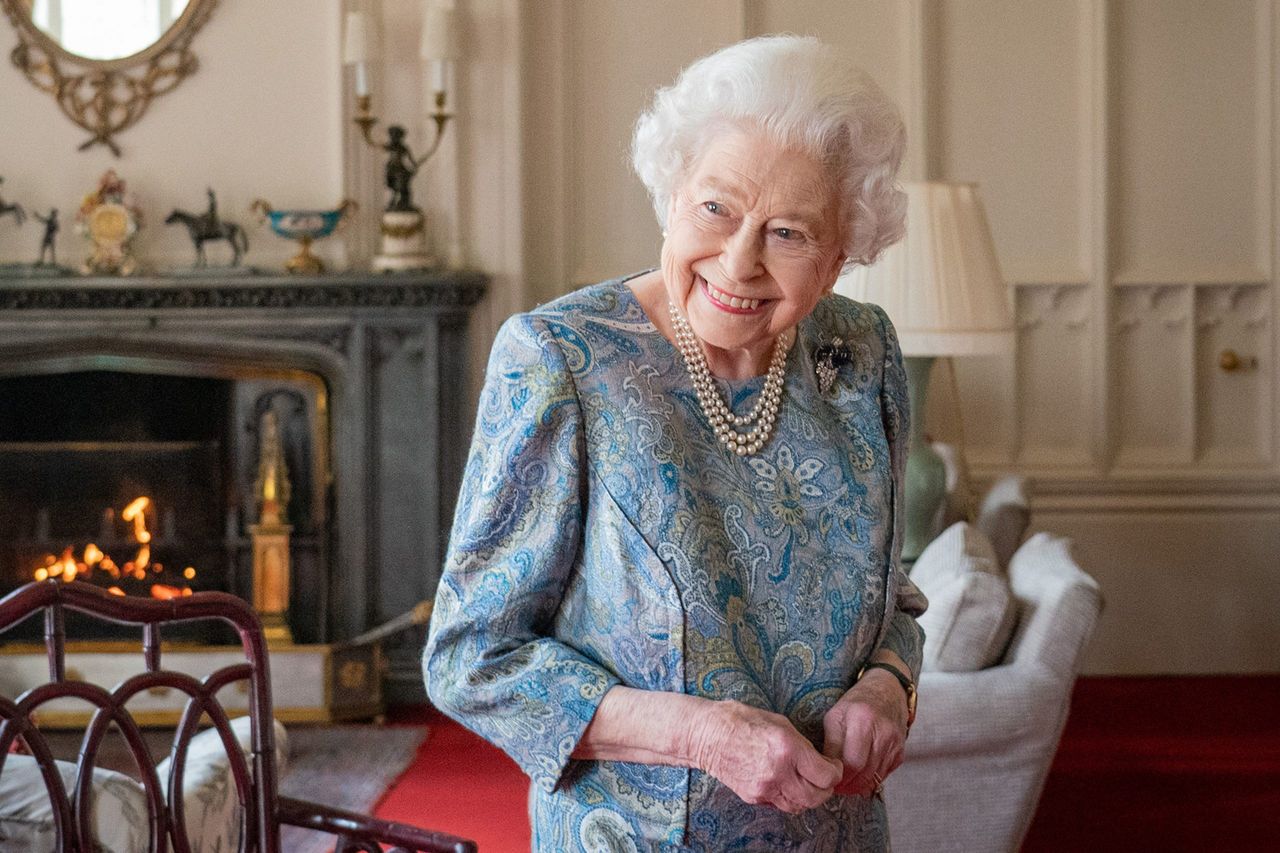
left=280, top=724, right=430, bottom=853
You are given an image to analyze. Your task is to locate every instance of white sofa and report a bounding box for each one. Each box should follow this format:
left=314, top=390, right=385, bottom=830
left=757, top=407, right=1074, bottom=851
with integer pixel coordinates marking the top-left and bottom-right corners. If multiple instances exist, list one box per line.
left=885, top=531, right=1104, bottom=852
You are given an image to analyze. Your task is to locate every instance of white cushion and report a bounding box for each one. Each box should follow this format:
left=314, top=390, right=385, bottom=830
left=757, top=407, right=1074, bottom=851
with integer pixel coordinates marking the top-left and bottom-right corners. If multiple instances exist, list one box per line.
left=0, top=754, right=149, bottom=852
left=975, top=474, right=1031, bottom=569
left=156, top=716, right=289, bottom=853
left=912, top=522, right=1017, bottom=672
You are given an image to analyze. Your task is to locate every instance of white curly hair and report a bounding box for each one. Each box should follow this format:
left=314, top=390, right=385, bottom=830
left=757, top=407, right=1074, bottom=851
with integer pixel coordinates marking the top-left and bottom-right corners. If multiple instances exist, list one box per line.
left=632, top=35, right=907, bottom=267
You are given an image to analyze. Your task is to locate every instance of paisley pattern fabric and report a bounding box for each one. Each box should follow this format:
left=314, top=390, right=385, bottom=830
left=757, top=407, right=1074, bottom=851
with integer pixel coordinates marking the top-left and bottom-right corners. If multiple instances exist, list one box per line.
left=425, top=275, right=926, bottom=852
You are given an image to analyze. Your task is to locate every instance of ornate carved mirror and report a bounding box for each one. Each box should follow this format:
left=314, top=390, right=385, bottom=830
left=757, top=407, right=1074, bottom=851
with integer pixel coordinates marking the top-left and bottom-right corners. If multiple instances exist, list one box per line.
left=1, top=0, right=219, bottom=155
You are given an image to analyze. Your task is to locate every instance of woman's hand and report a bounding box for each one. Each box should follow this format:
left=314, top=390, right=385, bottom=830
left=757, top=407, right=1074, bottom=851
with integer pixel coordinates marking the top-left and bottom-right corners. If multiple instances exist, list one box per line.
left=822, top=668, right=909, bottom=797
left=692, top=699, right=844, bottom=814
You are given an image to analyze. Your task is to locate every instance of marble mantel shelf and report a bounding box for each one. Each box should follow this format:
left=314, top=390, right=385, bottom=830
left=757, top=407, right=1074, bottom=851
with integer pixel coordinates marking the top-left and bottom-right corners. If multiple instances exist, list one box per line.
left=0, top=270, right=488, bottom=312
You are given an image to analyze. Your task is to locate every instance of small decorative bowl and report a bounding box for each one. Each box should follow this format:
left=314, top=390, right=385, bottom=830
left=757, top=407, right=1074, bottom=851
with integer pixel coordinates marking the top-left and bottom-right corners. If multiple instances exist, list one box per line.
left=251, top=199, right=356, bottom=274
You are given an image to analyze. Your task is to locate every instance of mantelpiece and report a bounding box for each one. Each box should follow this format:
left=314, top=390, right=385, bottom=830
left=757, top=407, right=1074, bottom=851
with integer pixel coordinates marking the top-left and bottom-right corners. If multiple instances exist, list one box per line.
left=0, top=271, right=487, bottom=702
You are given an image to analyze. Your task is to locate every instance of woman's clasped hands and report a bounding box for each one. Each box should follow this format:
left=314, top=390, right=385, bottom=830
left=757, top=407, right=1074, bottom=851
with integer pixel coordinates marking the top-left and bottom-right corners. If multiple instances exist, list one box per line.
left=693, top=700, right=843, bottom=814
left=693, top=673, right=908, bottom=814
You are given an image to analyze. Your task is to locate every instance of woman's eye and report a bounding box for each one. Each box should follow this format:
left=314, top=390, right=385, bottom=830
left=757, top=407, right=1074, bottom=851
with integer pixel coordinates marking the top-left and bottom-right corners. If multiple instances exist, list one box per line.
left=774, top=227, right=802, bottom=241
left=703, top=201, right=724, bottom=215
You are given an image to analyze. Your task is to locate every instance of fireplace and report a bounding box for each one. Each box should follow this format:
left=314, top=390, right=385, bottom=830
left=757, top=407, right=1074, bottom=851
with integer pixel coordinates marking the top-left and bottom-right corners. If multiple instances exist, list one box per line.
left=0, top=366, right=328, bottom=644
left=0, top=271, right=487, bottom=702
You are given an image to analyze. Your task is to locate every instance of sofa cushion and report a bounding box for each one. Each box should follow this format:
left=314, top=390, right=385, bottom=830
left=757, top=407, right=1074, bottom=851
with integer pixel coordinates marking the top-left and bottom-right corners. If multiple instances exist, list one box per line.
left=975, top=474, right=1031, bottom=569
left=156, top=716, right=289, bottom=853
left=912, top=522, right=1017, bottom=672
left=0, top=754, right=149, bottom=852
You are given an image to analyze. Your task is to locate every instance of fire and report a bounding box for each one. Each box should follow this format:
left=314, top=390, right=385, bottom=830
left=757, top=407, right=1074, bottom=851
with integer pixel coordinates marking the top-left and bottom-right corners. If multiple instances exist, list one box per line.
left=121, top=497, right=152, bottom=544
left=150, top=584, right=189, bottom=601
left=31, top=495, right=197, bottom=600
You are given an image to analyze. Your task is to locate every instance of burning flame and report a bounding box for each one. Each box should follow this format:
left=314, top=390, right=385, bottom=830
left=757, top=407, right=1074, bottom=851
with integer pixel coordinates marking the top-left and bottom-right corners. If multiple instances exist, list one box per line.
left=149, top=584, right=192, bottom=601
left=122, top=497, right=152, bottom=544
left=32, top=496, right=197, bottom=600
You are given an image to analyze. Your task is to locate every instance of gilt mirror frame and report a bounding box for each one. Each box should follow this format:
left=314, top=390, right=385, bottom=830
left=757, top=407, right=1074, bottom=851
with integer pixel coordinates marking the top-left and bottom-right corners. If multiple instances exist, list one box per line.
left=1, top=0, right=220, bottom=156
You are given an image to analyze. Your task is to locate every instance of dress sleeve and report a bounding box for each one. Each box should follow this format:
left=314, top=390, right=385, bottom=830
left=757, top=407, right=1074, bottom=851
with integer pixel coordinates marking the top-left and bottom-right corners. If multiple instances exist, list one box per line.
left=423, top=313, right=620, bottom=793
left=870, top=304, right=928, bottom=679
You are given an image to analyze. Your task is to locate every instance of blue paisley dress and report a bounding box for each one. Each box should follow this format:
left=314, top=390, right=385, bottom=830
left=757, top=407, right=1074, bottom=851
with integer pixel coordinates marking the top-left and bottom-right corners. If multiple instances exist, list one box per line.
left=424, top=275, right=926, bottom=852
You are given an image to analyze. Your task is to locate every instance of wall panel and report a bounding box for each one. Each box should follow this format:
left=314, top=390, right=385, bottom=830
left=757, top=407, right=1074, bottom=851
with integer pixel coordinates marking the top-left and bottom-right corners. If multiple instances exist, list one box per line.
left=1112, top=0, right=1266, bottom=281
left=1113, top=285, right=1195, bottom=466
left=935, top=0, right=1087, bottom=282
left=1195, top=284, right=1273, bottom=465
left=1015, top=285, right=1094, bottom=466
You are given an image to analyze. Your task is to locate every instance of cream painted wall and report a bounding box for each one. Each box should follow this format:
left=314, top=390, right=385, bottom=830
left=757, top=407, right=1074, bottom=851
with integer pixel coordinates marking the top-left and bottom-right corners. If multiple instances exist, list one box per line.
left=0, top=1, right=346, bottom=271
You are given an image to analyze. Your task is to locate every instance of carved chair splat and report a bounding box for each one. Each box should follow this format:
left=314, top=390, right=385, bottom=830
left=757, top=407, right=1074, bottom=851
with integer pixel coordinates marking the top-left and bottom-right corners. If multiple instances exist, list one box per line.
left=0, top=579, right=476, bottom=853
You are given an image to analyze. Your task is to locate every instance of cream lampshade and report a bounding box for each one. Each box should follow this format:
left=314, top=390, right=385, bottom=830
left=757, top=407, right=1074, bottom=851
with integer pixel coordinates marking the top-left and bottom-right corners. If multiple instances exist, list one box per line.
left=836, top=181, right=1014, bottom=564
left=840, top=181, right=1014, bottom=356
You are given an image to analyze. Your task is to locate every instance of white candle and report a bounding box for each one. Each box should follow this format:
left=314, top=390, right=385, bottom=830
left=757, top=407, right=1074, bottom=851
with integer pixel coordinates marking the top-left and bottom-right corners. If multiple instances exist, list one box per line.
left=420, top=0, right=460, bottom=90
left=343, top=12, right=369, bottom=64
left=430, top=59, right=448, bottom=94
left=344, top=12, right=375, bottom=98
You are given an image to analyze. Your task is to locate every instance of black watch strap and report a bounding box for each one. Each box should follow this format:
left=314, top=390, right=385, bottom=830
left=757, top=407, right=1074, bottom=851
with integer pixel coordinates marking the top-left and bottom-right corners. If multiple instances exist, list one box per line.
left=859, top=661, right=917, bottom=726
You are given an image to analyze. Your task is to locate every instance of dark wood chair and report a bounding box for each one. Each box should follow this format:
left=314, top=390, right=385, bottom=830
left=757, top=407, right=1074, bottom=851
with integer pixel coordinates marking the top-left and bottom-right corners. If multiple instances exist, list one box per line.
left=0, top=579, right=476, bottom=853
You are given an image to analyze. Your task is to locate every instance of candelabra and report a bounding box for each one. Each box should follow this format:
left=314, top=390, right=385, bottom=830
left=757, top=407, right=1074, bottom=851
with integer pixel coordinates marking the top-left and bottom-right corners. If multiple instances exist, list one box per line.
left=344, top=2, right=458, bottom=272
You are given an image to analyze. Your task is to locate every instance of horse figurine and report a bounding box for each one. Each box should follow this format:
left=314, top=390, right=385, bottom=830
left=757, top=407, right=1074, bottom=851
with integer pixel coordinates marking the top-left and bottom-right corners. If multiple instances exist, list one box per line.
left=165, top=189, right=248, bottom=267
left=0, top=177, right=24, bottom=227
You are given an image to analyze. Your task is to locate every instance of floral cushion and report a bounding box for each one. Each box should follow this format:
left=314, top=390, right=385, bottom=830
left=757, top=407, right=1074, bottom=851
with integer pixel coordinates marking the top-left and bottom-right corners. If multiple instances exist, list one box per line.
left=0, top=754, right=149, bottom=852
left=156, top=716, right=289, bottom=853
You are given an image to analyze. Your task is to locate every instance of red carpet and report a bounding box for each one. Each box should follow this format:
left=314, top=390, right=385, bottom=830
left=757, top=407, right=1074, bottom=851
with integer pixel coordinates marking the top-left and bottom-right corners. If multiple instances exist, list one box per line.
left=376, top=707, right=531, bottom=852
left=378, top=676, right=1280, bottom=852
left=1023, top=675, right=1280, bottom=851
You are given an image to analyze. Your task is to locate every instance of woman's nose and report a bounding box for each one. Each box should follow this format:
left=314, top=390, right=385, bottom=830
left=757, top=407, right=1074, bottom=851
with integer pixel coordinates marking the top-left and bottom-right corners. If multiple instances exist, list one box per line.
left=721, top=224, right=764, bottom=281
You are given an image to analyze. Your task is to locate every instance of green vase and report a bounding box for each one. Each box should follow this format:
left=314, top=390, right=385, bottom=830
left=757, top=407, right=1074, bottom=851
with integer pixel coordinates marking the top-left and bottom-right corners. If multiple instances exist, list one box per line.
left=902, top=356, right=945, bottom=566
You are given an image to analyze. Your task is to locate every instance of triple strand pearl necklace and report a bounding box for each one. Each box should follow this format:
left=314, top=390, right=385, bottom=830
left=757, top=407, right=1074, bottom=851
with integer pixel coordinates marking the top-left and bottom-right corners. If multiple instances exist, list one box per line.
left=668, top=301, right=792, bottom=457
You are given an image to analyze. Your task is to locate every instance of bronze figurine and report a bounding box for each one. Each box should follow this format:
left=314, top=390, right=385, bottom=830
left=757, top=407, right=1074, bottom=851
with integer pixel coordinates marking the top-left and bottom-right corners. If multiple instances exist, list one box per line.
left=33, top=208, right=58, bottom=266
left=165, top=189, right=249, bottom=267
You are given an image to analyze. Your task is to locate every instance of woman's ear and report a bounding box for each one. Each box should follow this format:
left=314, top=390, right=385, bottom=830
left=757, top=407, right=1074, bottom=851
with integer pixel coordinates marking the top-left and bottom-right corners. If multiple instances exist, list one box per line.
left=823, top=253, right=849, bottom=295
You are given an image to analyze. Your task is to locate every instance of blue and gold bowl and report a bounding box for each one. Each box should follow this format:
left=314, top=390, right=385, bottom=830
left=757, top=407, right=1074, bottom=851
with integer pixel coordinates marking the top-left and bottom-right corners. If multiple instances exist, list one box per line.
left=251, top=199, right=356, bottom=274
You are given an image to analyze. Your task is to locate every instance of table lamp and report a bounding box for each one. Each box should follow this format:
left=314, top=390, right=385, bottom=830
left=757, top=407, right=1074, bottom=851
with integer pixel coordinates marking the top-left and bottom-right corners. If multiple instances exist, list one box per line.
left=837, top=181, right=1014, bottom=564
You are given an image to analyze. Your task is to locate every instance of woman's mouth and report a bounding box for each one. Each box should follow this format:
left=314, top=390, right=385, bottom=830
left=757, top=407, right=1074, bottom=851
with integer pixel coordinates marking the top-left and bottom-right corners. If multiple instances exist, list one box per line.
left=699, top=277, right=768, bottom=314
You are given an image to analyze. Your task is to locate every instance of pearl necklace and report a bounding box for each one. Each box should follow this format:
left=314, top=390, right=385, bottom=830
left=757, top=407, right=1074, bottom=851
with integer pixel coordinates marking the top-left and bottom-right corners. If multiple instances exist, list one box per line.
left=668, top=301, right=791, bottom=456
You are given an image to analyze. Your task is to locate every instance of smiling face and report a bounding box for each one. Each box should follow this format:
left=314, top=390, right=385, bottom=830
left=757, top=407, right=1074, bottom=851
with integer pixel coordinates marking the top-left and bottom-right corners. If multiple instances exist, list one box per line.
left=660, top=124, right=847, bottom=376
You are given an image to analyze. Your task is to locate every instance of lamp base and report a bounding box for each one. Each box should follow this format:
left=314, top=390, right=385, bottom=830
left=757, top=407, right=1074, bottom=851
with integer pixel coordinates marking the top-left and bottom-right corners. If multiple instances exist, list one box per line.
left=372, top=210, right=435, bottom=272
left=903, top=356, right=946, bottom=565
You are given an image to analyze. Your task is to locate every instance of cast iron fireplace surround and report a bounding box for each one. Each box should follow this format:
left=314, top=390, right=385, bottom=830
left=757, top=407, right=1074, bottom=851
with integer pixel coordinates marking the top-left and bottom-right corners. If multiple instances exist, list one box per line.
left=0, top=271, right=487, bottom=701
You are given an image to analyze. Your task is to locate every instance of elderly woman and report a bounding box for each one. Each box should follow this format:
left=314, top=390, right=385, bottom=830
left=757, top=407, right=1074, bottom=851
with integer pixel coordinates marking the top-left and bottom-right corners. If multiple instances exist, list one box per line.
left=425, top=35, right=926, bottom=852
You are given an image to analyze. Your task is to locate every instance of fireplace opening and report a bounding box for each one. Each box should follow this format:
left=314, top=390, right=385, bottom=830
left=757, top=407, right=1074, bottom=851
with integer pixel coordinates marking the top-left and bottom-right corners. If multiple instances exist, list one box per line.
left=0, top=368, right=329, bottom=645
left=0, top=371, right=233, bottom=642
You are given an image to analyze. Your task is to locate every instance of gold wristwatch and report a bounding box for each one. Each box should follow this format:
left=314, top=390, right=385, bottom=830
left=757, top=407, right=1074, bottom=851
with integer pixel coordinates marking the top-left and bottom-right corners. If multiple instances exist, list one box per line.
left=858, top=661, right=917, bottom=727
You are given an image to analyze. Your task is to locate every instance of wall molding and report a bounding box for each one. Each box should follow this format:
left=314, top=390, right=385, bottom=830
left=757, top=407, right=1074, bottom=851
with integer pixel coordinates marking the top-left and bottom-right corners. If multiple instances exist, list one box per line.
left=971, top=470, right=1280, bottom=512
